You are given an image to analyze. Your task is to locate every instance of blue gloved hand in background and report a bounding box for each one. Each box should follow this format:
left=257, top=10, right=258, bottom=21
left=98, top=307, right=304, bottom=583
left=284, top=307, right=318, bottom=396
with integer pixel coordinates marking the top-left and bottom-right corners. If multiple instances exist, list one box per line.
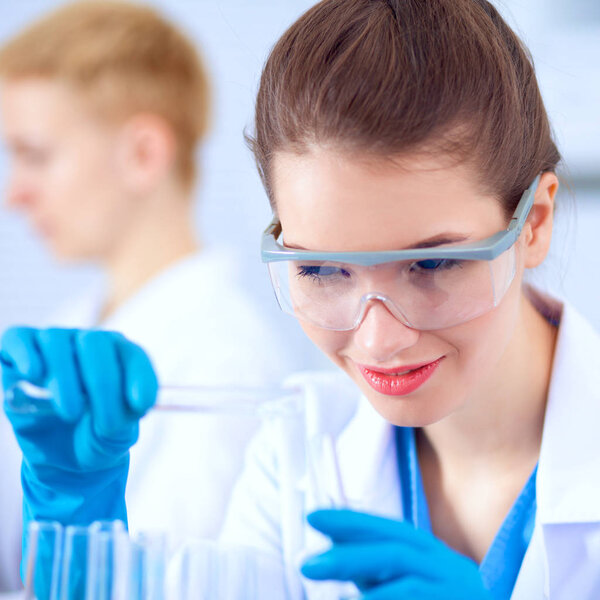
left=0, top=327, right=157, bottom=581
left=301, top=508, right=493, bottom=600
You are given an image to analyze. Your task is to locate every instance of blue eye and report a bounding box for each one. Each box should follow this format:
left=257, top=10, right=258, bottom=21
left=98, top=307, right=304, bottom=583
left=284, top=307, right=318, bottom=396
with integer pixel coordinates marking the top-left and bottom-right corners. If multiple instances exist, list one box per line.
left=417, top=259, right=444, bottom=270
left=411, top=259, right=461, bottom=272
left=296, top=265, right=351, bottom=282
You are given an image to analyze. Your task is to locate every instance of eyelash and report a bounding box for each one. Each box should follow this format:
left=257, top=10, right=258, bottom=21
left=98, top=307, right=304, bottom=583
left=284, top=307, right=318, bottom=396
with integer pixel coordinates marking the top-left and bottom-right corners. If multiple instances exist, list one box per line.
left=295, top=260, right=463, bottom=286
left=296, top=265, right=351, bottom=282
left=410, top=259, right=463, bottom=273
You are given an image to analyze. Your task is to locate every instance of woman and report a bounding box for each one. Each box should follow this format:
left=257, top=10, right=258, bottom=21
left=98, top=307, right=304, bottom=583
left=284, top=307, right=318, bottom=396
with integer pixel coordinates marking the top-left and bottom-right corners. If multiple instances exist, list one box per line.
left=2, top=0, right=599, bottom=598
left=222, top=0, right=600, bottom=598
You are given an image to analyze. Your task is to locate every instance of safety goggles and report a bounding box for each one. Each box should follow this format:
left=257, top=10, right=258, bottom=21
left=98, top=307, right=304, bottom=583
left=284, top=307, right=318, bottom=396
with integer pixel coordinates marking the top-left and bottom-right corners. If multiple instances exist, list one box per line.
left=261, top=176, right=539, bottom=331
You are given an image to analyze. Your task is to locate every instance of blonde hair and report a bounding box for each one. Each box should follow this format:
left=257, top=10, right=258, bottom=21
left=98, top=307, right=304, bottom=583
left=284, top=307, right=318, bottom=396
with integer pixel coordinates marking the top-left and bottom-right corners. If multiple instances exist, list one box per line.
left=0, top=0, right=210, bottom=189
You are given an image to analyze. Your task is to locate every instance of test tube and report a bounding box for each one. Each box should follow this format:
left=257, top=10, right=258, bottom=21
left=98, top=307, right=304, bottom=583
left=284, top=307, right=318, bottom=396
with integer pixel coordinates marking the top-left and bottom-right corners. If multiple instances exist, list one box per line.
left=24, top=521, right=63, bottom=600
left=85, top=521, right=125, bottom=600
left=122, top=532, right=167, bottom=600
left=3, top=380, right=302, bottom=417
left=59, top=525, right=91, bottom=600
left=25, top=520, right=168, bottom=600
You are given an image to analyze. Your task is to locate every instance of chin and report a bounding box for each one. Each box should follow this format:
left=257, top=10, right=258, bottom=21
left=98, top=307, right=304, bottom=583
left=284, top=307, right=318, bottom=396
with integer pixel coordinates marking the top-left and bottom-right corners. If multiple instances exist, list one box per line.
left=49, top=239, right=93, bottom=262
left=354, top=377, right=462, bottom=428
left=372, top=398, right=454, bottom=428
left=50, top=245, right=78, bottom=261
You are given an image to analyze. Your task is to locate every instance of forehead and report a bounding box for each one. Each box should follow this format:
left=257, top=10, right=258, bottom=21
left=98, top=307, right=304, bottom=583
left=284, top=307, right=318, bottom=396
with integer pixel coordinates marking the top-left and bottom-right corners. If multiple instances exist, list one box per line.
left=0, top=77, right=98, bottom=139
left=272, top=148, right=504, bottom=252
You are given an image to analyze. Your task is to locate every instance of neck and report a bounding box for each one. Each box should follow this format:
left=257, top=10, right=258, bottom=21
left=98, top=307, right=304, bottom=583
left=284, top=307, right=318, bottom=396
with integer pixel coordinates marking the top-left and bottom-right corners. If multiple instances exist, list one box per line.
left=100, top=187, right=199, bottom=321
left=420, top=292, right=557, bottom=474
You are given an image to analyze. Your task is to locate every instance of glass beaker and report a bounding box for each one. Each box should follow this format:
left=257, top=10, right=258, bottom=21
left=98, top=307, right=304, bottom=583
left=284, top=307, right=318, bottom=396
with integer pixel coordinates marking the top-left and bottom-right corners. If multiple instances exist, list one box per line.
left=169, top=539, right=291, bottom=600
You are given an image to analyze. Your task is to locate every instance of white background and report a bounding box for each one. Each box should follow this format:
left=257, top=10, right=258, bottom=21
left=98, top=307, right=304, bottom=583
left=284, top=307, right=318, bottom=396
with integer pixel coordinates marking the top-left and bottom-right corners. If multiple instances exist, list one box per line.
left=0, top=0, right=597, bottom=334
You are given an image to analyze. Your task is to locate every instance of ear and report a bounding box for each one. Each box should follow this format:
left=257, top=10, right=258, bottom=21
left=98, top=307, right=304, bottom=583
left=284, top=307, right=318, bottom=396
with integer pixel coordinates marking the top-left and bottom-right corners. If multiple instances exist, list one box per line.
left=114, top=114, right=177, bottom=194
left=522, top=171, right=558, bottom=268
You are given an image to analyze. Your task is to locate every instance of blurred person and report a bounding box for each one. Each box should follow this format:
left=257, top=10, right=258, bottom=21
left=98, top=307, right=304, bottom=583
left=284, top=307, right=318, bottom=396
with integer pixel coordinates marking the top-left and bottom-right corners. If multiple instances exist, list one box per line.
left=0, top=0, right=325, bottom=593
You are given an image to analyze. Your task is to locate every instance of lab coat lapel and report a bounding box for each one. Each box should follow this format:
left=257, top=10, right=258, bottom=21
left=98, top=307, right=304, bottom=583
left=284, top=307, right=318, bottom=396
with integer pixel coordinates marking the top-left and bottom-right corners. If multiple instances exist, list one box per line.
left=303, top=394, right=402, bottom=554
left=512, top=300, right=600, bottom=599
left=300, top=385, right=401, bottom=600
left=335, top=397, right=403, bottom=519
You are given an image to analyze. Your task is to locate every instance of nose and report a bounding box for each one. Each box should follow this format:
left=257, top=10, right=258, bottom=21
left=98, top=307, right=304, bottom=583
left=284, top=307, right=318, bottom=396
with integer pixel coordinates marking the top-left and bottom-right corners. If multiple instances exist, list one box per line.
left=353, top=299, right=420, bottom=363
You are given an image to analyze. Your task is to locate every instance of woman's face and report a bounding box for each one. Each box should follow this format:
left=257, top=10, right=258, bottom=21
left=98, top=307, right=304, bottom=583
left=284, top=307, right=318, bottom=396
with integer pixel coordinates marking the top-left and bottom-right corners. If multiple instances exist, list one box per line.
left=272, top=148, right=526, bottom=427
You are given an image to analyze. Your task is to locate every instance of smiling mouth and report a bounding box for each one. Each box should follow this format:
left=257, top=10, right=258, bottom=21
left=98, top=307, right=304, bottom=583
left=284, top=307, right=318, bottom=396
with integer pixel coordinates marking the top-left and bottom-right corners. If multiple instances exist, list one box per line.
left=357, top=358, right=443, bottom=396
left=380, top=363, right=422, bottom=375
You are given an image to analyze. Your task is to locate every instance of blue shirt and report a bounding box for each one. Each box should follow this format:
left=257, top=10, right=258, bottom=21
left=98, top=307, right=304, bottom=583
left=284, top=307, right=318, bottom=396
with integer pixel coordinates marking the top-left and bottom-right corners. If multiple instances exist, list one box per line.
left=395, top=426, right=537, bottom=600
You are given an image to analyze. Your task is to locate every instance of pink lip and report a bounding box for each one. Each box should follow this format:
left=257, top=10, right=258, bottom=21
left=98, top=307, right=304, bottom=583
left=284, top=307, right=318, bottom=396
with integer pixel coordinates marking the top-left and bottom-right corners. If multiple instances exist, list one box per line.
left=358, top=358, right=443, bottom=396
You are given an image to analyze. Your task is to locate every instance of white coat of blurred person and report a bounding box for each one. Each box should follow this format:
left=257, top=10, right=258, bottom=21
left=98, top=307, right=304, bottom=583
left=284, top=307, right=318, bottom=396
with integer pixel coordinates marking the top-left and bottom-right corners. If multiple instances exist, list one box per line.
left=0, top=0, right=326, bottom=593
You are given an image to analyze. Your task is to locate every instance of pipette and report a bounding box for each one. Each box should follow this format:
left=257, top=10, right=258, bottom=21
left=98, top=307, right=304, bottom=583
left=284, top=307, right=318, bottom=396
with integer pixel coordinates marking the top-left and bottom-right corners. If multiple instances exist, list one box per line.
left=3, top=379, right=303, bottom=417
left=0, top=346, right=301, bottom=415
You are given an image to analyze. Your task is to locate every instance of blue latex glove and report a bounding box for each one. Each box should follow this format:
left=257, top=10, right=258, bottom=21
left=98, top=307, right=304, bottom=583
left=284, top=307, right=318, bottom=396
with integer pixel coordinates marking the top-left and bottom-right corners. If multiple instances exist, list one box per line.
left=1, top=327, right=157, bottom=584
left=301, top=509, right=493, bottom=600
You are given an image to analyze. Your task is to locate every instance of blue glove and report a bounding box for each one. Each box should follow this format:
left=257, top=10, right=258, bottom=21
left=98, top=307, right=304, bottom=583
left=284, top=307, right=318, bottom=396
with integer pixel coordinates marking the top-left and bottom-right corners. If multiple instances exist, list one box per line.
left=301, top=509, right=493, bottom=600
left=1, top=327, right=157, bottom=584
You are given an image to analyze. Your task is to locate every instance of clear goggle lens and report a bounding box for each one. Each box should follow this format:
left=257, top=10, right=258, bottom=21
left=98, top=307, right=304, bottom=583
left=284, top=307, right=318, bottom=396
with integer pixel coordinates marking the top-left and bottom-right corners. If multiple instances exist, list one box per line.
left=267, top=246, right=516, bottom=331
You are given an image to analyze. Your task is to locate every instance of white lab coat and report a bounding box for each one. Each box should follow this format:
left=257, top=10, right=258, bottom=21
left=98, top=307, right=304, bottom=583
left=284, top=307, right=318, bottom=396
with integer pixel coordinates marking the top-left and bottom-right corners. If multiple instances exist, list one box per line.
left=0, top=247, right=328, bottom=593
left=220, top=290, right=600, bottom=599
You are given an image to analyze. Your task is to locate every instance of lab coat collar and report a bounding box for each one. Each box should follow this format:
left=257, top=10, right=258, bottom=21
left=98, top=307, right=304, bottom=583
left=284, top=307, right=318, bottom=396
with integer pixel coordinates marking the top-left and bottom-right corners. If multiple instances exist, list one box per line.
left=535, top=292, right=600, bottom=525
left=297, top=369, right=401, bottom=519
left=335, top=397, right=402, bottom=518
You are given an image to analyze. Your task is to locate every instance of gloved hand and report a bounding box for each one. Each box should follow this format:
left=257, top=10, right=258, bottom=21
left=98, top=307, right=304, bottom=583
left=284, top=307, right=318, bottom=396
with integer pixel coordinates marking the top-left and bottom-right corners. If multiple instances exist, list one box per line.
left=301, top=509, right=493, bottom=600
left=1, top=327, right=157, bottom=583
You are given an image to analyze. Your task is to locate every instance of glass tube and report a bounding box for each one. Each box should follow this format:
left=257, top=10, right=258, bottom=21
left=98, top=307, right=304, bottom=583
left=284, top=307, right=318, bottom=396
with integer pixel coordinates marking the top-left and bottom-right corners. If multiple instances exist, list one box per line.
left=4, top=381, right=303, bottom=418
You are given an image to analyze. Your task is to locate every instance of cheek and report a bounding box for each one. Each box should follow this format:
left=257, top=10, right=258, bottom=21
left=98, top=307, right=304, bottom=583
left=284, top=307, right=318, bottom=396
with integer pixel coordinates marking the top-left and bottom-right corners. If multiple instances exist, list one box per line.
left=49, top=130, right=120, bottom=201
left=370, top=282, right=522, bottom=427
left=46, top=163, right=125, bottom=258
left=56, top=149, right=122, bottom=224
left=443, top=278, right=522, bottom=391
left=42, top=150, right=96, bottom=215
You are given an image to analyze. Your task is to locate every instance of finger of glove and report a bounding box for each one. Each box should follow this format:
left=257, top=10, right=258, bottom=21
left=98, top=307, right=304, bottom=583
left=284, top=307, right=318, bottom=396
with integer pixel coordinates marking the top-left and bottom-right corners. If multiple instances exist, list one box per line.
left=300, top=542, right=437, bottom=584
left=37, top=328, right=86, bottom=422
left=76, top=331, right=134, bottom=439
left=1, top=326, right=45, bottom=384
left=307, top=509, right=434, bottom=552
left=363, top=574, right=493, bottom=600
left=114, top=339, right=157, bottom=416
left=360, top=577, right=446, bottom=600
left=74, top=412, right=137, bottom=470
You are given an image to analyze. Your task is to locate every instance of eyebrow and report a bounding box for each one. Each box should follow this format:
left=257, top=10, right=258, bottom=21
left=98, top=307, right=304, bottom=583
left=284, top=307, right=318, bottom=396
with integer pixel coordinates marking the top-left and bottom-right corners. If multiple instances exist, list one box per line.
left=405, top=234, right=471, bottom=249
left=283, top=233, right=471, bottom=251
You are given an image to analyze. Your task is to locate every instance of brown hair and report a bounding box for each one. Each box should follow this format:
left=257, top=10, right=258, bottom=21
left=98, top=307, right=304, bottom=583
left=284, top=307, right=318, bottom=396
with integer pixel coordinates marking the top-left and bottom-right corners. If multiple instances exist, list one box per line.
left=0, top=0, right=210, bottom=189
left=252, top=0, right=560, bottom=215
